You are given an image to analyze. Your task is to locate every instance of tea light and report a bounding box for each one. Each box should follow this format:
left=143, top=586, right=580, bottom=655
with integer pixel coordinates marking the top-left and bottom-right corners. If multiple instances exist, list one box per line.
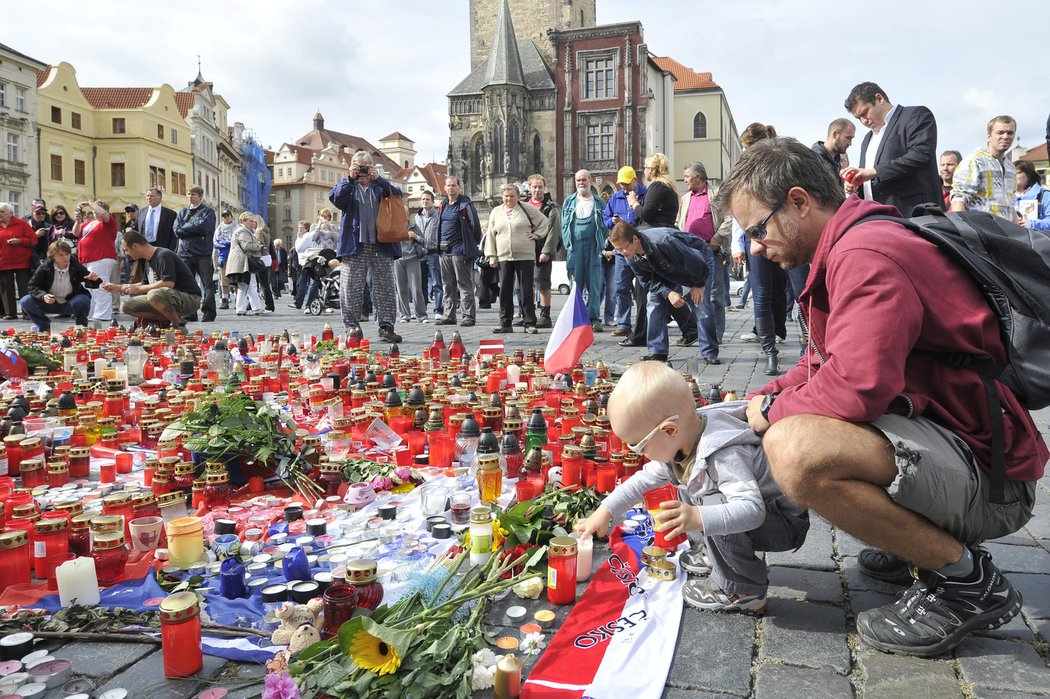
left=432, top=523, right=451, bottom=539
left=495, top=636, right=519, bottom=650
left=534, top=609, right=556, bottom=628
left=98, top=690, right=129, bottom=699
left=424, top=515, right=446, bottom=532
left=213, top=519, right=237, bottom=535
left=153, top=548, right=169, bottom=561
left=19, top=651, right=49, bottom=666
left=306, top=519, right=327, bottom=536
left=621, top=521, right=638, bottom=534
left=15, top=683, right=46, bottom=698
left=0, top=661, right=19, bottom=677
left=198, top=689, right=229, bottom=699
left=27, top=657, right=72, bottom=688
left=0, top=633, right=33, bottom=661
left=505, top=606, right=527, bottom=623
left=62, top=679, right=95, bottom=694
left=519, top=623, right=542, bottom=636
left=295, top=536, right=315, bottom=549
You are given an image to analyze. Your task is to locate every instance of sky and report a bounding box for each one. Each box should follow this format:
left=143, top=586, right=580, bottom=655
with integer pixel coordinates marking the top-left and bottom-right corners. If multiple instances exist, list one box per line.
left=6, top=0, right=1047, bottom=171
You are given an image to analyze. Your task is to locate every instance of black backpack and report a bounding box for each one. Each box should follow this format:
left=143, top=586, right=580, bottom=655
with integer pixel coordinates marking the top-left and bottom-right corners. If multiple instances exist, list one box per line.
left=853, top=206, right=1050, bottom=502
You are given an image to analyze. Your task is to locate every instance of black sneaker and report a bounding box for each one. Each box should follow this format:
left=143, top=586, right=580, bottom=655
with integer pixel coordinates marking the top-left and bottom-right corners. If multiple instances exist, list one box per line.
left=858, top=548, right=914, bottom=585
left=856, top=547, right=1022, bottom=658
left=378, top=326, right=403, bottom=343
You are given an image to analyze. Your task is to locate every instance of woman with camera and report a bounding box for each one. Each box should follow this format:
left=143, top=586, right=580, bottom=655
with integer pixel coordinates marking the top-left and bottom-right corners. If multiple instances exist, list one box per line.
left=225, top=212, right=266, bottom=315
left=484, top=184, right=547, bottom=334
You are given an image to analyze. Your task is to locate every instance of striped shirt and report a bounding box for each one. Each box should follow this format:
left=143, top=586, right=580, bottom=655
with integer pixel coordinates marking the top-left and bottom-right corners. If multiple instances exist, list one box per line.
left=950, top=148, right=1017, bottom=221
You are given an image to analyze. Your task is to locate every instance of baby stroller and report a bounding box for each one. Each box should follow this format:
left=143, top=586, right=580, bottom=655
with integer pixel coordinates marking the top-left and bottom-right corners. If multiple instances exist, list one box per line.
left=300, top=248, right=341, bottom=316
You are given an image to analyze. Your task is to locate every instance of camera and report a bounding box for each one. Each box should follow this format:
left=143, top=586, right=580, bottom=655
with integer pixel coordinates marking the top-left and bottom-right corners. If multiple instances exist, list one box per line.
left=354, top=166, right=370, bottom=176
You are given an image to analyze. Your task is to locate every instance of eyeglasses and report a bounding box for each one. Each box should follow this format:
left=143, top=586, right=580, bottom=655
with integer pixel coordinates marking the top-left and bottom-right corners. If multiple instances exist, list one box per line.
left=626, top=415, right=679, bottom=454
left=745, top=202, right=782, bottom=242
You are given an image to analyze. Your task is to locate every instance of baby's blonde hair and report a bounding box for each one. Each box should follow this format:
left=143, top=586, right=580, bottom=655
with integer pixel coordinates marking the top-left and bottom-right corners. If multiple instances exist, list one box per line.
left=608, top=361, right=694, bottom=432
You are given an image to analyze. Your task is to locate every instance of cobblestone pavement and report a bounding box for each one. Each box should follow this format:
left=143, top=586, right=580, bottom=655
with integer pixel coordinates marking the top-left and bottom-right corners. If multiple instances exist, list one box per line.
left=12, top=289, right=1050, bottom=698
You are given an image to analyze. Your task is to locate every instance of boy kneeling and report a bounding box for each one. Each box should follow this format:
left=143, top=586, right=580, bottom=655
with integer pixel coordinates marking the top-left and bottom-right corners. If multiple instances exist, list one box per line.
left=577, top=361, right=809, bottom=613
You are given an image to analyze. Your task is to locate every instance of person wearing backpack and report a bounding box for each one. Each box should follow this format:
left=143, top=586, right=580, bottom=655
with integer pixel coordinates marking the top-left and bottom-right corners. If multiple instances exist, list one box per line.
left=715, top=137, right=1047, bottom=659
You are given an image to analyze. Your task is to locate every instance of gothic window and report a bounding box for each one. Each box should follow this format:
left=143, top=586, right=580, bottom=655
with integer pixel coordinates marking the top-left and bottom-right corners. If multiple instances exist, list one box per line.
left=585, top=122, right=614, bottom=161
left=508, top=121, right=520, bottom=175
left=582, top=56, right=615, bottom=100
left=533, top=134, right=542, bottom=174
left=493, top=121, right=505, bottom=175
left=693, top=112, right=708, bottom=139
left=473, top=138, right=484, bottom=192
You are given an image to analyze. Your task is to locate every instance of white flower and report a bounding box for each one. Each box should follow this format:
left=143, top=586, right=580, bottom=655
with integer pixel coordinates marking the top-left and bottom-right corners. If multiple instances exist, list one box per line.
left=471, top=664, right=496, bottom=690
left=512, top=577, right=544, bottom=599
left=471, top=648, right=498, bottom=671
left=520, top=631, right=547, bottom=657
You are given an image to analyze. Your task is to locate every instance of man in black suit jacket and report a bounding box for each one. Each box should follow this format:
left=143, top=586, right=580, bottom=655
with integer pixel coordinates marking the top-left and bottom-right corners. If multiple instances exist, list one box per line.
left=842, top=82, right=943, bottom=216
left=138, top=187, right=178, bottom=251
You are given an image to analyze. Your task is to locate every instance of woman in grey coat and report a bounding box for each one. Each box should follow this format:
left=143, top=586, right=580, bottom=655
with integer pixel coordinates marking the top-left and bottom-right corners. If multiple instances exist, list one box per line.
left=225, top=212, right=265, bottom=315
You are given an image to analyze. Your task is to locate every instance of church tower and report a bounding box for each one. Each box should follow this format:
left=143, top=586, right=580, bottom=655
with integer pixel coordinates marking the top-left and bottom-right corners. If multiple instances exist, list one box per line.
left=469, top=0, right=595, bottom=70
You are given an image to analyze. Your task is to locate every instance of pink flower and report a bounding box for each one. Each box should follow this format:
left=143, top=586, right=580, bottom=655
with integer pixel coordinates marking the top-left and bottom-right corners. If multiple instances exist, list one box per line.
left=393, top=466, right=412, bottom=482
left=370, top=475, right=394, bottom=492
left=263, top=671, right=301, bottom=699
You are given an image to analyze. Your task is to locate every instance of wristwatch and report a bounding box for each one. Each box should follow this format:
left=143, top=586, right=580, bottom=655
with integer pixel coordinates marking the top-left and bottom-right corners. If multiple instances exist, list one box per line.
left=760, top=392, right=778, bottom=422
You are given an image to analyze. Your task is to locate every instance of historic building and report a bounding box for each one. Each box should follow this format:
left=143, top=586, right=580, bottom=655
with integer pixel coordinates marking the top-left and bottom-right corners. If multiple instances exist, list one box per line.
left=35, top=62, right=193, bottom=213
left=0, top=43, right=46, bottom=216
left=402, top=162, right=448, bottom=212
left=650, top=56, right=741, bottom=184
left=449, top=0, right=675, bottom=205
left=176, top=69, right=237, bottom=212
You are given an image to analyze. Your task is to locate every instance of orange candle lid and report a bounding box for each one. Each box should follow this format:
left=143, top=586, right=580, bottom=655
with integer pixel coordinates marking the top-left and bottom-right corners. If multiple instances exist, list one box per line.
left=495, top=636, right=519, bottom=650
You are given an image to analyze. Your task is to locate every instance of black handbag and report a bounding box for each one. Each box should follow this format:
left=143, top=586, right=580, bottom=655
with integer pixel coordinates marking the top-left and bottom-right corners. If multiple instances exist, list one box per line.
left=246, top=256, right=265, bottom=274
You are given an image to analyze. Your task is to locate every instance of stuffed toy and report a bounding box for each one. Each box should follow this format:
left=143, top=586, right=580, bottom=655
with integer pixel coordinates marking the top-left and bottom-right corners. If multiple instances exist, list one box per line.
left=270, top=598, right=324, bottom=648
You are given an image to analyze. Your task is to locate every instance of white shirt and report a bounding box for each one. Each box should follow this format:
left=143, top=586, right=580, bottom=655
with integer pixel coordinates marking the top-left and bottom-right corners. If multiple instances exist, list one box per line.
left=862, top=104, right=898, bottom=201
left=574, top=194, right=595, bottom=219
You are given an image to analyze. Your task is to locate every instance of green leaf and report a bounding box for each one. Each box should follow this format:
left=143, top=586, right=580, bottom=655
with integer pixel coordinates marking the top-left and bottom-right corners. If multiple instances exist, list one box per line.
left=296, top=638, right=335, bottom=663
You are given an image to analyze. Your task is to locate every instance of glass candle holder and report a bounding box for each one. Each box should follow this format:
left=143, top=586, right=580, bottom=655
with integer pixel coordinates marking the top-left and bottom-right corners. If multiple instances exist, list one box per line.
left=344, top=559, right=383, bottom=610
left=91, top=532, right=129, bottom=584
left=159, top=591, right=203, bottom=678
left=546, top=536, right=578, bottom=605
left=322, top=584, right=359, bottom=639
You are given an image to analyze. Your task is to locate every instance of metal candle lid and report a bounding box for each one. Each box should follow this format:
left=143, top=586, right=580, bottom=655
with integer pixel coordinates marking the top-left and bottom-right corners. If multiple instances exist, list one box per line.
left=344, top=558, right=377, bottom=584
left=158, top=591, right=200, bottom=623
left=33, top=518, right=67, bottom=535
left=157, top=492, right=185, bottom=508
left=92, top=532, right=125, bottom=551
left=469, top=506, right=492, bottom=525
left=548, top=536, right=578, bottom=557
left=0, top=531, right=28, bottom=550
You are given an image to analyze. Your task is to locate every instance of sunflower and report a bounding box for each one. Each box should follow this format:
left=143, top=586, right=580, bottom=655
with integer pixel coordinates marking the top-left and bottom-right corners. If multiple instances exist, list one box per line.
left=349, top=628, right=402, bottom=675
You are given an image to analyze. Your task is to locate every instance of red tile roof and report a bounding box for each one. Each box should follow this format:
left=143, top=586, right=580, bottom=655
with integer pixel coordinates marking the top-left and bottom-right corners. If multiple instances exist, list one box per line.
left=81, top=87, right=154, bottom=110
left=650, top=56, right=720, bottom=91
left=1020, top=143, right=1048, bottom=162
left=294, top=127, right=401, bottom=174
left=380, top=131, right=414, bottom=143
left=418, top=162, right=449, bottom=191
left=36, top=66, right=52, bottom=87
left=174, top=93, right=196, bottom=118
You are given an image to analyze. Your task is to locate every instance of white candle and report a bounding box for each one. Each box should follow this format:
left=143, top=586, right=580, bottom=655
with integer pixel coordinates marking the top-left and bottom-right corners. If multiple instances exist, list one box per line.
left=506, top=364, right=521, bottom=385
left=55, top=557, right=100, bottom=607
left=574, top=533, right=593, bottom=582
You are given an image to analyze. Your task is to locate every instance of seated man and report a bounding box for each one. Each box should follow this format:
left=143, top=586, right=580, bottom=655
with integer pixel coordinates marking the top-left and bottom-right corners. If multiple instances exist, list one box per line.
left=715, top=137, right=1046, bottom=658
left=20, top=240, right=101, bottom=331
left=102, top=231, right=201, bottom=327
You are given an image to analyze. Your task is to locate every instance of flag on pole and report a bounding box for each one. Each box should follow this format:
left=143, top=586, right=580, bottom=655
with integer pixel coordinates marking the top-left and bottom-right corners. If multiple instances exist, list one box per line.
left=543, top=282, right=594, bottom=374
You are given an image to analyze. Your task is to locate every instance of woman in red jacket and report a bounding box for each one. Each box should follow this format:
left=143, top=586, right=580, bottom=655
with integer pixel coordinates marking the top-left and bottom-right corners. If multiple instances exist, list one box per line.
left=0, top=203, right=36, bottom=320
left=71, top=200, right=118, bottom=325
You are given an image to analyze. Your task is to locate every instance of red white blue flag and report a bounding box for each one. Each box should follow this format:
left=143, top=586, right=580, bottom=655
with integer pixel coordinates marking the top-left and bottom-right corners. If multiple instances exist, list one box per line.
left=522, top=525, right=685, bottom=698
left=543, top=283, right=594, bottom=374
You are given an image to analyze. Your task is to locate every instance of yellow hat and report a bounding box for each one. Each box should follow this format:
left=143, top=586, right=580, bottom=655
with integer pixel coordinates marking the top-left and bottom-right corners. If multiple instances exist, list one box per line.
left=616, top=166, right=637, bottom=185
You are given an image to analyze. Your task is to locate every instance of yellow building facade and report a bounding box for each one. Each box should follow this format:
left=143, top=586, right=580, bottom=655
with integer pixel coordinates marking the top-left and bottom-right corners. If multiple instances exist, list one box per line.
left=36, top=62, right=193, bottom=213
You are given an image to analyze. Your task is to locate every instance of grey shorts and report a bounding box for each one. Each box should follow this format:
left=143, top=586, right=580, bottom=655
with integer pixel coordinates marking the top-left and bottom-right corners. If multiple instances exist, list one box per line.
left=534, top=259, right=552, bottom=292
left=872, top=414, right=1036, bottom=545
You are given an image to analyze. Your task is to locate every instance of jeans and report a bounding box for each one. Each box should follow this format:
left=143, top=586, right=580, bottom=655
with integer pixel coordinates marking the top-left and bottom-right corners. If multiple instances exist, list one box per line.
left=20, top=294, right=89, bottom=330
left=709, top=250, right=731, bottom=341
left=613, top=255, right=635, bottom=330
left=424, top=254, right=443, bottom=316
left=746, top=246, right=779, bottom=356
left=646, top=285, right=711, bottom=357
left=602, top=262, right=616, bottom=324
left=439, top=254, right=476, bottom=321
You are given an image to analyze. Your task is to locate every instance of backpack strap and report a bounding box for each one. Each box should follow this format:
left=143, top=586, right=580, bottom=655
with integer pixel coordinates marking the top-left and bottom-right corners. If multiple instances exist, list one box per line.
left=847, top=211, right=1009, bottom=503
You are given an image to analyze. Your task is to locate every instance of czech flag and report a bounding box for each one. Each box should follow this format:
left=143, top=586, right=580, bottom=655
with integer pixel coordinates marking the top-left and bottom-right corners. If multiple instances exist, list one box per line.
left=544, top=282, right=594, bottom=374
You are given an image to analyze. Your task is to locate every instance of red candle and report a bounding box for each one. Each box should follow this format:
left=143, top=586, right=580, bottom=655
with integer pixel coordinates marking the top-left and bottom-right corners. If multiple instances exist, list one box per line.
left=99, top=461, right=116, bottom=484
left=514, top=479, right=535, bottom=503
left=546, top=536, right=578, bottom=605
left=643, top=484, right=688, bottom=549
left=596, top=462, right=617, bottom=494
left=159, top=591, right=203, bottom=677
left=561, top=447, right=582, bottom=488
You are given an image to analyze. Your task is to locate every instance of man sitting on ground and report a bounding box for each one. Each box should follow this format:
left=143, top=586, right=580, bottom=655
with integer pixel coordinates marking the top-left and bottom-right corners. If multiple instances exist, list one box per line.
left=101, top=231, right=201, bottom=328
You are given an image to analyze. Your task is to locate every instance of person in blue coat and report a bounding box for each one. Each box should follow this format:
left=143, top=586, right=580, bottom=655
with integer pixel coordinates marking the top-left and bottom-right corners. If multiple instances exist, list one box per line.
left=561, top=170, right=607, bottom=331
left=329, top=152, right=404, bottom=344
left=609, top=221, right=710, bottom=364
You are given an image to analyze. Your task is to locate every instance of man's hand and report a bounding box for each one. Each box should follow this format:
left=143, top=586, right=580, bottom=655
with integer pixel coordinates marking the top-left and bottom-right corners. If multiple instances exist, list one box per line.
left=746, top=394, right=771, bottom=435
left=689, top=286, right=703, bottom=304
left=99, top=281, right=117, bottom=293
left=489, top=257, right=498, bottom=268
left=709, top=238, right=721, bottom=251
left=733, top=252, right=745, bottom=265
left=43, top=294, right=56, bottom=305
left=667, top=290, right=686, bottom=308
left=626, top=192, right=639, bottom=209
left=653, top=501, right=702, bottom=541
left=602, top=250, right=614, bottom=260
left=538, top=253, right=550, bottom=264
left=841, top=167, right=877, bottom=186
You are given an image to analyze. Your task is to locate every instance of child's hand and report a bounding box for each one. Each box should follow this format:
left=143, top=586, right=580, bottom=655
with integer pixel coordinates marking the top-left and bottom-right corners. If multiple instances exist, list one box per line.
left=654, top=501, right=702, bottom=541
left=575, top=506, right=612, bottom=539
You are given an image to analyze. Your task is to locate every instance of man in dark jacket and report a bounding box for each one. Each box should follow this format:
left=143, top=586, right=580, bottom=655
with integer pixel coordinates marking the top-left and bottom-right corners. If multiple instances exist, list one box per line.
left=173, top=186, right=217, bottom=322
left=717, top=136, right=1046, bottom=659
left=608, top=221, right=710, bottom=364
left=811, top=118, right=855, bottom=178
left=435, top=176, right=482, bottom=327
left=329, top=151, right=404, bottom=343
left=20, top=240, right=101, bottom=331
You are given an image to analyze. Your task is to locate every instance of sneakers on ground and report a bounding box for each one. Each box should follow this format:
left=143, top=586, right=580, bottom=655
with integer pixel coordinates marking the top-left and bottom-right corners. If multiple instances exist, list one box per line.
left=740, top=333, right=759, bottom=342
left=683, top=578, right=767, bottom=614
left=679, top=546, right=712, bottom=576
left=858, top=548, right=914, bottom=585
left=856, top=547, right=1022, bottom=658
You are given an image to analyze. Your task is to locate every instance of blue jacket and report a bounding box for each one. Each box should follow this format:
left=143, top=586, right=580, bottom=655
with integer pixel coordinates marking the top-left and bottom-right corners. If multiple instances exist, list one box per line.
left=1017, top=183, right=1050, bottom=232
left=625, top=226, right=710, bottom=299
left=561, top=192, right=607, bottom=254
left=603, top=183, right=646, bottom=228
left=329, top=176, right=404, bottom=258
left=173, top=205, right=218, bottom=257
left=436, top=195, right=482, bottom=258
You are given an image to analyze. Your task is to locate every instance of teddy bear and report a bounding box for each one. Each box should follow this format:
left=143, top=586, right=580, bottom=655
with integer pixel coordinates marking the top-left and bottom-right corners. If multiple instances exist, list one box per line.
left=270, top=598, right=324, bottom=648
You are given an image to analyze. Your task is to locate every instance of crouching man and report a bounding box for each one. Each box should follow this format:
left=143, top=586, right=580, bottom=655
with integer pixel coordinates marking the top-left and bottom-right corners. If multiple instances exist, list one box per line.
left=101, top=231, right=201, bottom=328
